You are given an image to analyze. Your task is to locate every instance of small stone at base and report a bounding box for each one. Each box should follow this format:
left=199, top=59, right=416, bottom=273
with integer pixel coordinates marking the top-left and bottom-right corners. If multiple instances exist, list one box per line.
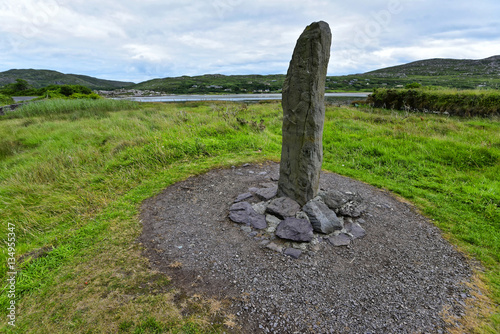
left=345, top=222, right=366, bottom=239
left=328, top=233, right=351, bottom=247
left=260, top=240, right=270, bottom=246
left=234, top=192, right=253, bottom=203
left=241, top=225, right=252, bottom=233
left=284, top=248, right=302, bottom=259
left=266, top=242, right=283, bottom=253
left=255, top=186, right=278, bottom=201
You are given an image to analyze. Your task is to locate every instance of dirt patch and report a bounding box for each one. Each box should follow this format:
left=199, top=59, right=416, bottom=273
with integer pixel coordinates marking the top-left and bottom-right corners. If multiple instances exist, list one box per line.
left=139, top=161, right=472, bottom=333
left=18, top=246, right=54, bottom=265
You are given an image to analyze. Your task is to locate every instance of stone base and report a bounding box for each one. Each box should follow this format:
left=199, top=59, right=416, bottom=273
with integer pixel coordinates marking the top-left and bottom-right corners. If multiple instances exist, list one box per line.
left=228, top=178, right=367, bottom=259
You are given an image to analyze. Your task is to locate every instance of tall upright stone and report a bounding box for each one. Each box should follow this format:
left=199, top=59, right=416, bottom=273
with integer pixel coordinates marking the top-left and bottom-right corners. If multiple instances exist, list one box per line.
left=278, top=21, right=332, bottom=205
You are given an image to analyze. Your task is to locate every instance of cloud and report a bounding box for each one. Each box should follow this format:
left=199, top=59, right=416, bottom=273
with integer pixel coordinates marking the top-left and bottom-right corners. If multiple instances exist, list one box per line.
left=0, top=0, right=498, bottom=82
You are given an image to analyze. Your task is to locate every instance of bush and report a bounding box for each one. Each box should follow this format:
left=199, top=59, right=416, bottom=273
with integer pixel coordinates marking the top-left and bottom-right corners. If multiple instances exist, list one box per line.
left=368, top=88, right=500, bottom=117
left=0, top=79, right=32, bottom=95
left=405, top=82, right=422, bottom=89
left=46, top=84, right=93, bottom=97
left=69, top=92, right=101, bottom=99
left=0, top=94, right=14, bottom=106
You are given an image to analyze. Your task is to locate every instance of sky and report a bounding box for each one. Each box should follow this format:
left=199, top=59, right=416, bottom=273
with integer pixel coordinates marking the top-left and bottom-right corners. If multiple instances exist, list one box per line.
left=1, top=0, right=499, bottom=83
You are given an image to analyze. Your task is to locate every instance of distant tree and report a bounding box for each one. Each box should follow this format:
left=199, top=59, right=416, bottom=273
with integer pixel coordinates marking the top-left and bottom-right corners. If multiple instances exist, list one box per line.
left=76, top=85, right=92, bottom=95
left=59, top=85, right=74, bottom=96
left=13, top=79, right=31, bottom=91
left=405, top=82, right=422, bottom=89
left=0, top=79, right=32, bottom=95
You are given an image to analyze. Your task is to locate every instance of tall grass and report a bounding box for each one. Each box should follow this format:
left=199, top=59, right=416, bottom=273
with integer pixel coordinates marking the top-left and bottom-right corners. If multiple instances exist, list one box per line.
left=4, top=98, right=141, bottom=119
left=0, top=100, right=498, bottom=332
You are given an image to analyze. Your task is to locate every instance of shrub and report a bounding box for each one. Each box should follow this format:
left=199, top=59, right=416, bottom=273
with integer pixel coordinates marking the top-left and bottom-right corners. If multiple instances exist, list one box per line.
left=405, top=82, right=422, bottom=89
left=70, top=92, right=101, bottom=99
left=0, top=79, right=32, bottom=95
left=0, top=94, right=14, bottom=106
left=368, top=88, right=500, bottom=117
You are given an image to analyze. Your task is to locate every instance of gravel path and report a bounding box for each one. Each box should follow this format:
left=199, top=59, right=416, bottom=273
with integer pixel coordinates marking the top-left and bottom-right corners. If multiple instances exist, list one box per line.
left=139, top=162, right=471, bottom=333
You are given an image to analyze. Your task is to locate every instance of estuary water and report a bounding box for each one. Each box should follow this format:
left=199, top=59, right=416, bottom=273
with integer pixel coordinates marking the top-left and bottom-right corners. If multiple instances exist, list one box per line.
left=118, top=92, right=370, bottom=103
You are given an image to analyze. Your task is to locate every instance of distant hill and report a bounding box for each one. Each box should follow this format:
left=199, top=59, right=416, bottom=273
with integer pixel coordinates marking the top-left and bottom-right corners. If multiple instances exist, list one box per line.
left=131, top=74, right=286, bottom=94
left=324, top=56, right=500, bottom=91
left=0, top=69, right=135, bottom=90
left=3, top=56, right=499, bottom=94
left=130, top=56, right=500, bottom=94
left=365, top=55, right=500, bottom=77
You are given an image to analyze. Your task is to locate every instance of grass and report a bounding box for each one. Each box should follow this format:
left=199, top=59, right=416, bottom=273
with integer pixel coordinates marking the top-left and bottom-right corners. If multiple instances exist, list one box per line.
left=0, top=98, right=499, bottom=333
left=2, top=98, right=141, bottom=119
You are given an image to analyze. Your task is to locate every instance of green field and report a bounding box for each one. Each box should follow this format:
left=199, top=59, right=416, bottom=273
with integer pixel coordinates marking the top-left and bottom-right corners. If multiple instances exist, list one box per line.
left=0, top=99, right=499, bottom=333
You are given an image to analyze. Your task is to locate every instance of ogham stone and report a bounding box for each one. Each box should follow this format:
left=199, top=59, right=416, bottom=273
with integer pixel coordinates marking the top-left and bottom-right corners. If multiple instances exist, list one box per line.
left=278, top=21, right=332, bottom=206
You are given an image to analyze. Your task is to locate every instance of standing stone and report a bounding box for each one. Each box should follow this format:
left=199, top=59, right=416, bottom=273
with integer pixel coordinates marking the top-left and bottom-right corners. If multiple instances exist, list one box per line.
left=278, top=21, right=332, bottom=206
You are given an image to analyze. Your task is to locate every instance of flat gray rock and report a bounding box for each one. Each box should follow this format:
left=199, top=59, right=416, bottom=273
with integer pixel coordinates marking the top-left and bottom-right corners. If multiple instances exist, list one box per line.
left=229, top=201, right=267, bottom=230
left=229, top=202, right=253, bottom=224
left=345, top=222, right=366, bottom=239
left=339, top=195, right=366, bottom=218
left=319, top=189, right=351, bottom=210
left=249, top=213, right=267, bottom=230
left=303, top=199, right=342, bottom=234
left=328, top=233, right=351, bottom=247
left=284, top=248, right=302, bottom=259
left=320, top=190, right=366, bottom=217
left=255, top=186, right=278, bottom=201
left=234, top=192, right=253, bottom=203
left=276, top=217, right=313, bottom=242
left=266, top=197, right=301, bottom=219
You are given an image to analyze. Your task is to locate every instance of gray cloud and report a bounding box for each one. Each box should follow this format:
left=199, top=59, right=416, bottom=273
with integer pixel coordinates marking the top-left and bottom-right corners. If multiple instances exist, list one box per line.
left=0, top=0, right=498, bottom=82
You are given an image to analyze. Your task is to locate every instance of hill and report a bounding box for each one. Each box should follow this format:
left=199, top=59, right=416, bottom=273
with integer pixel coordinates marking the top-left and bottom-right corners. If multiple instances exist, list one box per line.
left=130, top=56, right=500, bottom=94
left=325, top=55, right=500, bottom=91
left=130, top=73, right=286, bottom=94
left=366, top=55, right=500, bottom=77
left=0, top=69, right=135, bottom=90
left=4, top=56, right=500, bottom=94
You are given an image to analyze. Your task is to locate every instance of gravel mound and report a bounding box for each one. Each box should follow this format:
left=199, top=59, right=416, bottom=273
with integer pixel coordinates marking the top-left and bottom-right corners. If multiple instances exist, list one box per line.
left=139, top=162, right=471, bottom=333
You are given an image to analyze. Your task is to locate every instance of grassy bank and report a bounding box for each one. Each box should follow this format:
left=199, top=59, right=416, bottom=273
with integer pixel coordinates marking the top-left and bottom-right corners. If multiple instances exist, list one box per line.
left=368, top=88, right=500, bottom=117
left=2, top=98, right=140, bottom=119
left=0, top=99, right=498, bottom=332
